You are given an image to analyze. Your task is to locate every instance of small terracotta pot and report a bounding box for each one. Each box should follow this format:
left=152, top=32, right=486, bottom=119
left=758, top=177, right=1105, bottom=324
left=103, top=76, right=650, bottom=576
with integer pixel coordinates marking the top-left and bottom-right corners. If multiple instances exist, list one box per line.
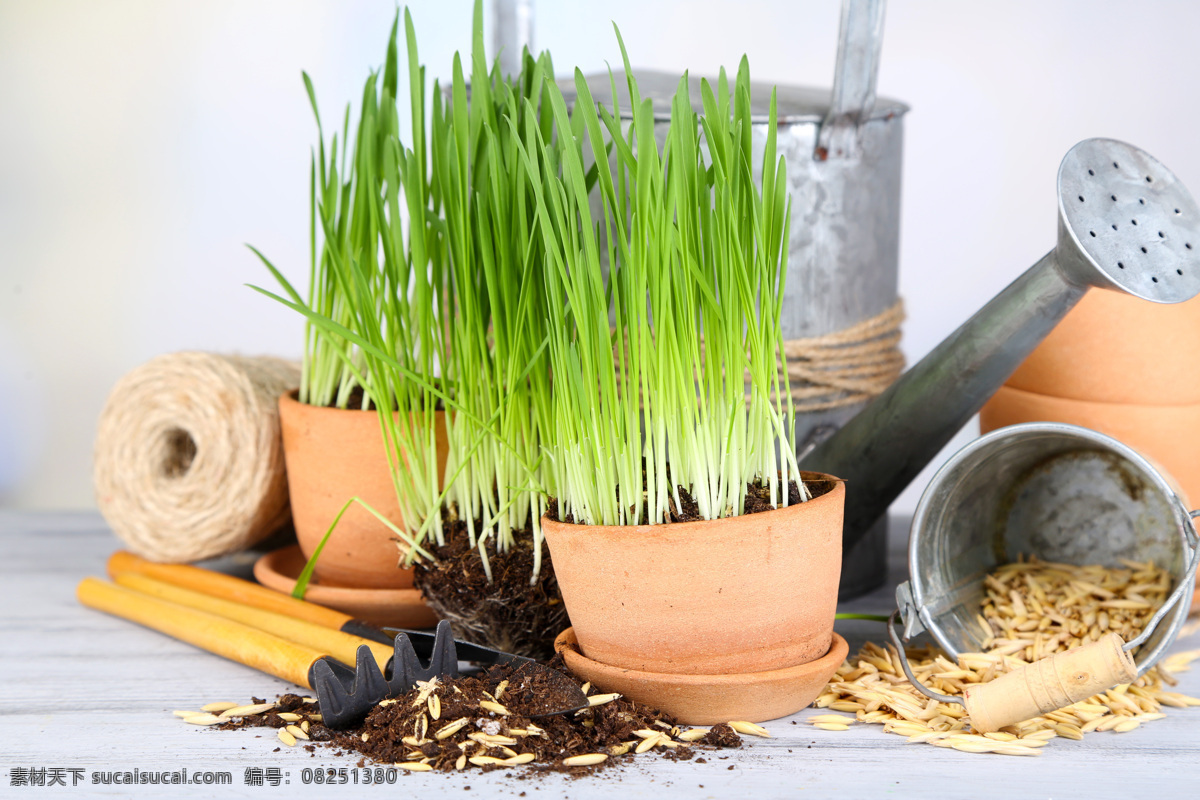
left=541, top=475, right=844, bottom=675
left=1006, top=290, right=1200, bottom=406
left=981, top=385, right=1200, bottom=505
left=254, top=545, right=439, bottom=629
left=278, top=391, right=448, bottom=590
left=555, top=627, right=849, bottom=725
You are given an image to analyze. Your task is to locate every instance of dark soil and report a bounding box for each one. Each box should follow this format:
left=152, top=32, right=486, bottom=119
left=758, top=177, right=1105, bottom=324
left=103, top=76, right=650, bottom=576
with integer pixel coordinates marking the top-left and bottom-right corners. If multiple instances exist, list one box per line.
left=549, top=474, right=835, bottom=524
left=412, top=513, right=569, bottom=660
left=742, top=480, right=803, bottom=515
left=698, top=723, right=743, bottom=748
left=338, top=386, right=372, bottom=411
left=321, top=386, right=443, bottom=412
left=215, top=659, right=743, bottom=775
left=500, top=659, right=587, bottom=717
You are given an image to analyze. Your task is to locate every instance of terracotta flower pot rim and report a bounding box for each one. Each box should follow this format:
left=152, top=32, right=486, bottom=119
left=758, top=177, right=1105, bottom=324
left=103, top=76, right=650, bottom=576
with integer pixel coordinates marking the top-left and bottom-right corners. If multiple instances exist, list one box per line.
left=281, top=387, right=385, bottom=414
left=554, top=626, right=849, bottom=683
left=281, top=387, right=450, bottom=416
left=988, top=383, right=1200, bottom=412
left=541, top=472, right=843, bottom=534
left=253, top=544, right=438, bottom=629
left=254, top=544, right=422, bottom=605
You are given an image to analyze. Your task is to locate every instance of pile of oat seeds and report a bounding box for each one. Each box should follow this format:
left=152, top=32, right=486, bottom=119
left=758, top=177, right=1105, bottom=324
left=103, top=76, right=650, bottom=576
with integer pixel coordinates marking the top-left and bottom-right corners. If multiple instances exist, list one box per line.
left=810, top=557, right=1200, bottom=755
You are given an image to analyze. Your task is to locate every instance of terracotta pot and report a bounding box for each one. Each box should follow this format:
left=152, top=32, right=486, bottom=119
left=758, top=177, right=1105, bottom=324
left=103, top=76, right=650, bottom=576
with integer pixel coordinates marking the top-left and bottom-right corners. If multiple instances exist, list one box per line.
left=254, top=544, right=438, bottom=628
left=1006, top=290, right=1200, bottom=406
left=278, top=390, right=448, bottom=590
left=981, top=385, right=1200, bottom=507
left=541, top=474, right=844, bottom=675
left=554, top=627, right=848, bottom=725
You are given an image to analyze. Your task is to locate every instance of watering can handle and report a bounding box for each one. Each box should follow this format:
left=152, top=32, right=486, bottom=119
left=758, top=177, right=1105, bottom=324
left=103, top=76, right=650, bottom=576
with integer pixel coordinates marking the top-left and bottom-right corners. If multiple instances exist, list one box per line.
left=817, top=0, right=887, bottom=160
left=493, top=0, right=533, bottom=78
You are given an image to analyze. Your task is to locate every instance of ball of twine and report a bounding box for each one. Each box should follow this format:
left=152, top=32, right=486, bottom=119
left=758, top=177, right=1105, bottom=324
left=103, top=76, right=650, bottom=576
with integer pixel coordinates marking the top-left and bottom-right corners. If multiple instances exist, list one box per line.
left=94, top=352, right=300, bottom=563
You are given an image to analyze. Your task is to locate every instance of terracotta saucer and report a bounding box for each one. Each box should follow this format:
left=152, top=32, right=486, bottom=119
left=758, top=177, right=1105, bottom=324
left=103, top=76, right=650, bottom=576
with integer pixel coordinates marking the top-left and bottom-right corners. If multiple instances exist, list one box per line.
left=554, top=627, right=848, bottom=725
left=254, top=545, right=438, bottom=629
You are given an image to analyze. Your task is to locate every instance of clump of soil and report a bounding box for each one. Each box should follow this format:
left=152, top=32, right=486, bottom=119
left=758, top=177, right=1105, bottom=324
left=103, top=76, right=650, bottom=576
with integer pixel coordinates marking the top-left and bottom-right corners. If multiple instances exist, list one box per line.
left=217, top=693, right=329, bottom=737
left=412, top=513, right=568, bottom=660
left=742, top=479, right=806, bottom=515
left=213, top=659, right=743, bottom=774
left=698, top=723, right=743, bottom=748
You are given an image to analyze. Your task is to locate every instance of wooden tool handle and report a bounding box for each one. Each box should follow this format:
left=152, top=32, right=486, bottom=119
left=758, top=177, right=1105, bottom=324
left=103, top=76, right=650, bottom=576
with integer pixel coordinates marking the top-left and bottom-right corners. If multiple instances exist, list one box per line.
left=113, top=572, right=394, bottom=668
left=78, top=576, right=323, bottom=689
left=963, top=633, right=1137, bottom=733
left=106, top=550, right=353, bottom=630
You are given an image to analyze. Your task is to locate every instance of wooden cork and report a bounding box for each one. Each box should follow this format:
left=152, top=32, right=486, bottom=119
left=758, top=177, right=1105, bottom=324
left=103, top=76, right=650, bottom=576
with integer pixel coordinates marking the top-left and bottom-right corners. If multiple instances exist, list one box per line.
left=964, top=633, right=1137, bottom=733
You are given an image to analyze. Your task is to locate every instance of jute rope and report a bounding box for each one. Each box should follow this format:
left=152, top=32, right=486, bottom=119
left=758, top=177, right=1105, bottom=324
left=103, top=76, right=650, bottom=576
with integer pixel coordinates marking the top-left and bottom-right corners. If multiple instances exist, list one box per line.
left=94, top=352, right=300, bottom=563
left=782, top=299, right=906, bottom=413
left=609, top=299, right=905, bottom=412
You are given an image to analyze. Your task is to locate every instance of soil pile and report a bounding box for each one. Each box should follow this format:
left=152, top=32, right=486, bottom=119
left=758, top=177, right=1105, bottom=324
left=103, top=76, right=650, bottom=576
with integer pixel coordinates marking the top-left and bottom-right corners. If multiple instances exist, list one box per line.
left=412, top=520, right=568, bottom=660
left=207, top=658, right=744, bottom=774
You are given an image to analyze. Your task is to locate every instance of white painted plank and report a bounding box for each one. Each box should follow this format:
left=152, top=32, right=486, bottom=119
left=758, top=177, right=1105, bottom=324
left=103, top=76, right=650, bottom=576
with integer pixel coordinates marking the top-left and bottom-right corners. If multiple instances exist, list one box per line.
left=1, top=511, right=1198, bottom=798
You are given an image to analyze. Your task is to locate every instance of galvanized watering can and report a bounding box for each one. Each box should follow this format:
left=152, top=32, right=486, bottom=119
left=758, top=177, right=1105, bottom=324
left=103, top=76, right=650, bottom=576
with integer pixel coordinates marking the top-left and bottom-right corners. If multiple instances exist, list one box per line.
left=800, top=135, right=1200, bottom=594
left=887, top=423, right=1200, bottom=732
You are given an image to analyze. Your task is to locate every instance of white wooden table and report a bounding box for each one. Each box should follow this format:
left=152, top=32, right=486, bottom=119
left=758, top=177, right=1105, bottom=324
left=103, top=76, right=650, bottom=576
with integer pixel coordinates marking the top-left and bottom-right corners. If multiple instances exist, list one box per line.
left=3, top=510, right=1198, bottom=799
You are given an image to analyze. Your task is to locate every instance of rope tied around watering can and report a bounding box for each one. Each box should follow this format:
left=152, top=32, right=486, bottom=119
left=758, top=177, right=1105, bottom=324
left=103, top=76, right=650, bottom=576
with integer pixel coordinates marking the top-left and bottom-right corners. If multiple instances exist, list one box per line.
left=781, top=299, right=906, bottom=413
left=608, top=299, right=905, bottom=411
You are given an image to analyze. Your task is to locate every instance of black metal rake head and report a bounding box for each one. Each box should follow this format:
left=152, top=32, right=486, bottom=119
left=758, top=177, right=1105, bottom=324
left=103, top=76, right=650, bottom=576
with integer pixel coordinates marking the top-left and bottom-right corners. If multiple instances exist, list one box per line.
left=311, top=620, right=587, bottom=729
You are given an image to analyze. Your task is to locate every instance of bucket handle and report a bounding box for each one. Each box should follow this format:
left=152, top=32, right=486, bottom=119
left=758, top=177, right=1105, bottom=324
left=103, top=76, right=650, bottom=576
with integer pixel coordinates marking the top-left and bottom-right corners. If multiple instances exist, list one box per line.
left=816, top=0, right=887, bottom=160
left=887, top=508, right=1200, bottom=732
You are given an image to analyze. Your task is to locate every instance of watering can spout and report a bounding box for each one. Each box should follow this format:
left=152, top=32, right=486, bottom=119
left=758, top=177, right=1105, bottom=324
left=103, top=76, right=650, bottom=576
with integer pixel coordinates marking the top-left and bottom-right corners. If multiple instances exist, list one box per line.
left=800, top=253, right=1085, bottom=548
left=799, top=138, right=1200, bottom=555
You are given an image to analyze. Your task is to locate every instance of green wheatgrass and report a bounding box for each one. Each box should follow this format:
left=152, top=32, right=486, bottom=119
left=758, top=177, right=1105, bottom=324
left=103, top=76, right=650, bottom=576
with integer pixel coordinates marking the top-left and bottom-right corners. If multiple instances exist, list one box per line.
left=253, top=2, right=557, bottom=582
left=430, top=4, right=558, bottom=580
left=516, top=28, right=805, bottom=528
left=252, top=9, right=449, bottom=564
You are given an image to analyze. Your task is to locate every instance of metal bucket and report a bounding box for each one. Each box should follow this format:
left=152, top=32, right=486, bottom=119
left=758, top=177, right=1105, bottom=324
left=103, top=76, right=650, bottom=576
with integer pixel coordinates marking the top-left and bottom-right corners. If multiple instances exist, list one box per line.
left=561, top=0, right=907, bottom=598
left=897, top=422, right=1199, bottom=676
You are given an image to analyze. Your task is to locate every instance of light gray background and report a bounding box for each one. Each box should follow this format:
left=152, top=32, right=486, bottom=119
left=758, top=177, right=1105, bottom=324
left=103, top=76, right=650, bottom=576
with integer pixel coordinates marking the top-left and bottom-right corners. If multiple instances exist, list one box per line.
left=3, top=0, right=1198, bottom=511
